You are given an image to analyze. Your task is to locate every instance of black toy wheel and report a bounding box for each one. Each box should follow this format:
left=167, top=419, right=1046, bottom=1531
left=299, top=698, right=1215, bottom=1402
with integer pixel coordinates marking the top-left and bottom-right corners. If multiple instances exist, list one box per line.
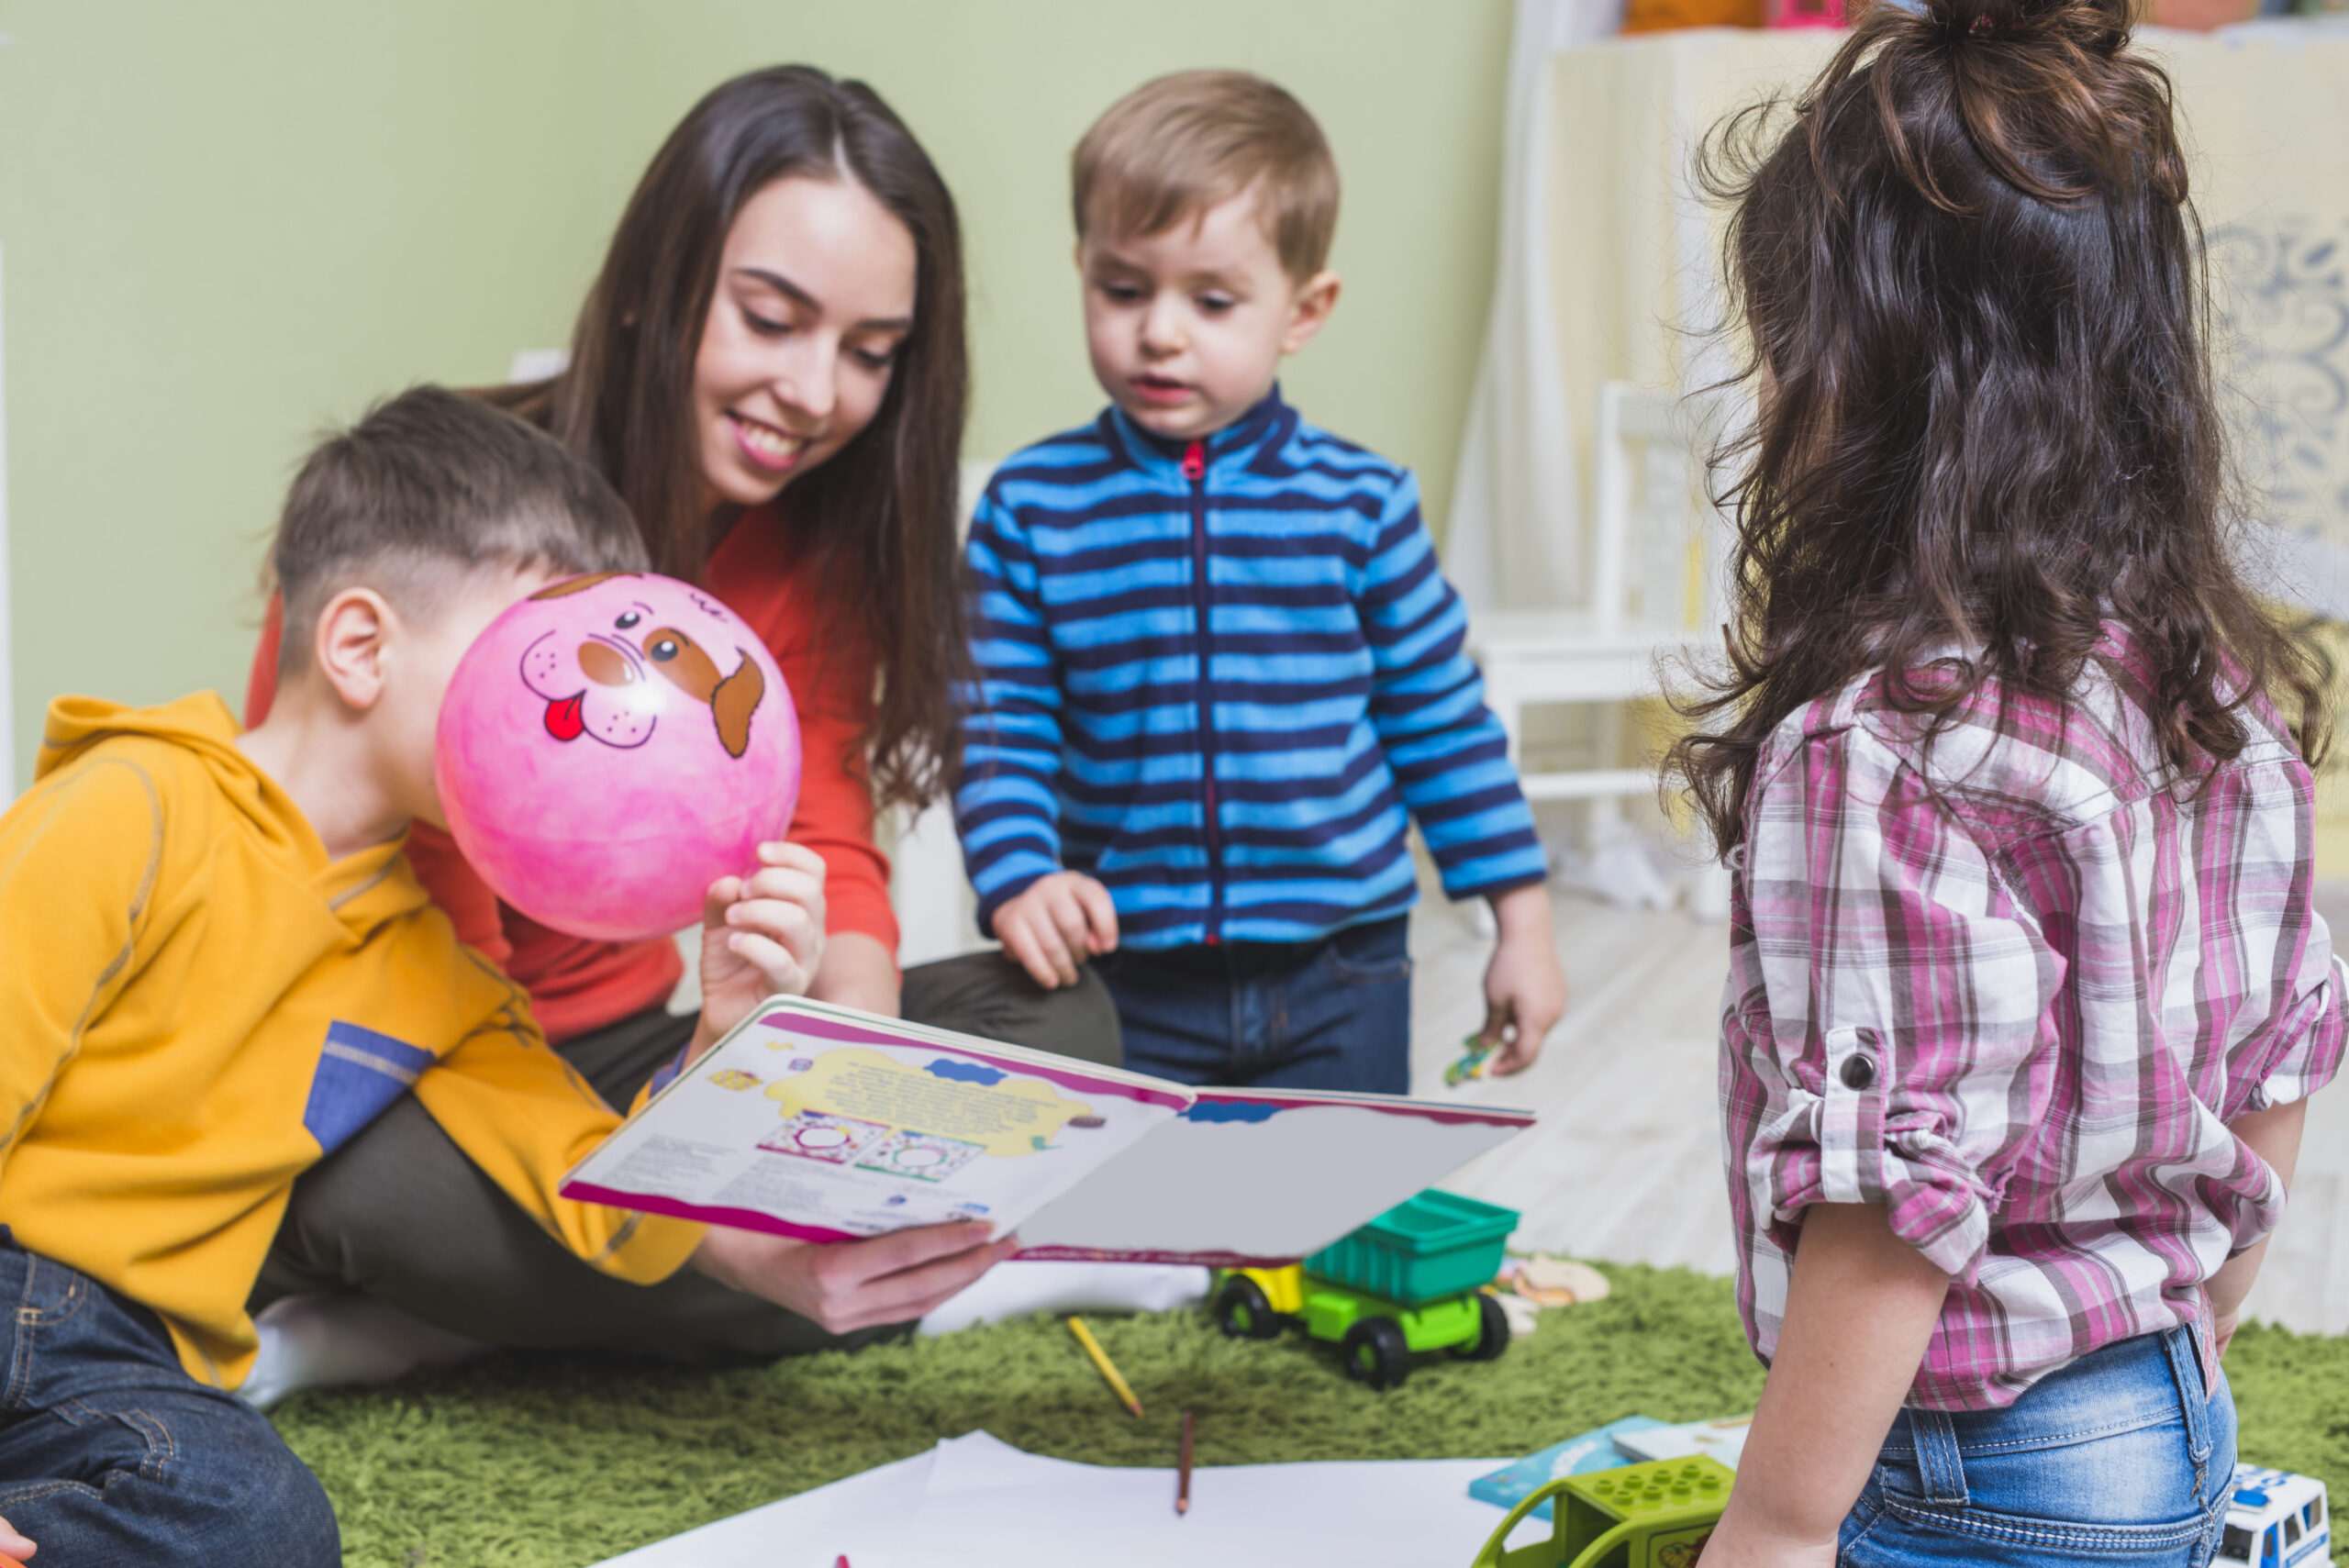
left=1451, top=1292, right=1511, bottom=1362
left=1213, top=1276, right=1284, bottom=1340
left=1341, top=1317, right=1411, bottom=1390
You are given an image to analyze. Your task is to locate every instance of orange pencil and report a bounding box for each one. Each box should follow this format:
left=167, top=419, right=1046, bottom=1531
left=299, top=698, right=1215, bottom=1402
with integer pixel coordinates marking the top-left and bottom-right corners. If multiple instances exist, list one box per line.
left=1176, top=1408, right=1196, bottom=1517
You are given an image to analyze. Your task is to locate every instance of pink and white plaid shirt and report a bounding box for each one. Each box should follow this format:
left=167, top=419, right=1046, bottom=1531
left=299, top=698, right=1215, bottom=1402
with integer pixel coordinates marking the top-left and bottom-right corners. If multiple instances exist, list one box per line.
left=1721, top=639, right=2346, bottom=1410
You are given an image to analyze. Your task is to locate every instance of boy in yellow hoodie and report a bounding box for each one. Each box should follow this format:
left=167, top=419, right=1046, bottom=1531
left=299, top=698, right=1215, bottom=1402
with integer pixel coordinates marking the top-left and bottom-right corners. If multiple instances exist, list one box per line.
left=0, top=388, right=1010, bottom=1564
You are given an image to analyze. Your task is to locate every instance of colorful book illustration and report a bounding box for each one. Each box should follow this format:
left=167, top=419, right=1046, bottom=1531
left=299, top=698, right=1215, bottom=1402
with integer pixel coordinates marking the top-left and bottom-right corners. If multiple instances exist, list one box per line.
left=562, top=997, right=1531, bottom=1263
left=1468, top=1418, right=1668, bottom=1521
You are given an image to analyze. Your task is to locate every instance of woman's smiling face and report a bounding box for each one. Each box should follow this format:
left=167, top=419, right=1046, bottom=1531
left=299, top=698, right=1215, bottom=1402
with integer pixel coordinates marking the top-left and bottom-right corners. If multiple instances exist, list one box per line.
left=691, top=174, right=918, bottom=511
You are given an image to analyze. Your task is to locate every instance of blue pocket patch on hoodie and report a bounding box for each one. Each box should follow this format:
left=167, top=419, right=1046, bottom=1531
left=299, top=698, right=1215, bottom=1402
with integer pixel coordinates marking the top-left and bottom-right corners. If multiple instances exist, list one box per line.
left=303, top=1021, right=435, bottom=1153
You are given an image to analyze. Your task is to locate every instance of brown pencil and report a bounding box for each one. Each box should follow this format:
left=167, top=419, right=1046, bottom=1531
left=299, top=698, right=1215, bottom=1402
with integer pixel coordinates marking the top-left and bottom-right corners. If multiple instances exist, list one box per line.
left=1176, top=1408, right=1196, bottom=1517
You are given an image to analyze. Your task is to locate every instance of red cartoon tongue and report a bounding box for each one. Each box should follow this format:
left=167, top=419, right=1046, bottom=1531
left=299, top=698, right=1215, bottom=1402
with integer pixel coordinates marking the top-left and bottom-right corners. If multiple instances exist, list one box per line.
left=544, top=693, right=586, bottom=742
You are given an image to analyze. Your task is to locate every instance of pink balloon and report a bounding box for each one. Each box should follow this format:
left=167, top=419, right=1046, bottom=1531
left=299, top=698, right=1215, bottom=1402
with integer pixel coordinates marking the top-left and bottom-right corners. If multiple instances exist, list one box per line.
left=436, top=571, right=801, bottom=941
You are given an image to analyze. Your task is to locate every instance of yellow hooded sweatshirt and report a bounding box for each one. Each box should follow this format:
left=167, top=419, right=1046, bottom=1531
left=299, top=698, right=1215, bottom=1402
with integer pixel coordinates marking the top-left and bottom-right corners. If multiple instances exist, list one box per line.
left=0, top=693, right=705, bottom=1388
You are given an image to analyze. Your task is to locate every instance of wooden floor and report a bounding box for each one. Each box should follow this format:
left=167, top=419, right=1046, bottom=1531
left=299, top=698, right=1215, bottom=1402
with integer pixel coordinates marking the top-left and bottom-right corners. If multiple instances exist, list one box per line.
left=1405, top=881, right=2349, bottom=1337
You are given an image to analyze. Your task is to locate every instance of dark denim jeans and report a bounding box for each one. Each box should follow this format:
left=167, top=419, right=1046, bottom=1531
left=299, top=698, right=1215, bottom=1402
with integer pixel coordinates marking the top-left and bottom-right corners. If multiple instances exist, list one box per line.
left=0, top=1237, right=338, bottom=1564
left=1842, top=1322, right=2235, bottom=1566
left=1096, top=915, right=1413, bottom=1092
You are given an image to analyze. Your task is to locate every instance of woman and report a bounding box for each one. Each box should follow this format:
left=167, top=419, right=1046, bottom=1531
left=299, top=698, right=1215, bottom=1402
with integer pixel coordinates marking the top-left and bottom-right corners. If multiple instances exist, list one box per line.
left=249, top=66, right=1117, bottom=1362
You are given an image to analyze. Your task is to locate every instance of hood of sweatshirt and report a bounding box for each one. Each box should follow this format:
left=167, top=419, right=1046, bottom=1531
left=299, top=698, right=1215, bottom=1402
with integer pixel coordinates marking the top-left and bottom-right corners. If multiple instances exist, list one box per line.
left=36, top=691, right=423, bottom=927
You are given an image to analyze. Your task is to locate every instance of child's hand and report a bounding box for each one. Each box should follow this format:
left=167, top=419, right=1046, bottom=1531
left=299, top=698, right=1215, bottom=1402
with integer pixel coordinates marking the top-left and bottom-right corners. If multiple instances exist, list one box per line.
left=0, top=1516, right=33, bottom=1561
left=694, top=841, right=827, bottom=1051
left=991, top=872, right=1119, bottom=989
left=1478, top=883, right=1566, bottom=1074
left=2213, top=1301, right=2242, bottom=1361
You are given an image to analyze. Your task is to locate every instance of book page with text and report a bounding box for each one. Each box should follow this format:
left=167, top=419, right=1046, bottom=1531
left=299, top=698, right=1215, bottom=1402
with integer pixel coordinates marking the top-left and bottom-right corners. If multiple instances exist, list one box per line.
left=562, top=1000, right=1192, bottom=1243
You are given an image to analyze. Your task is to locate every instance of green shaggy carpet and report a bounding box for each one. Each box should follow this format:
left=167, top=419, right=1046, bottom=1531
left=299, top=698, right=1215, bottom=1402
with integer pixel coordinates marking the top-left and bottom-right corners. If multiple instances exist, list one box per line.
left=269, top=1265, right=2349, bottom=1568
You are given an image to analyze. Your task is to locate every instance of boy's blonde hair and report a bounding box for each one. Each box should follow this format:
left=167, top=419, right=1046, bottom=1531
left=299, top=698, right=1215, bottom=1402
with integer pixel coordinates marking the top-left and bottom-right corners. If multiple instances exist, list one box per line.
left=1072, top=70, right=1340, bottom=284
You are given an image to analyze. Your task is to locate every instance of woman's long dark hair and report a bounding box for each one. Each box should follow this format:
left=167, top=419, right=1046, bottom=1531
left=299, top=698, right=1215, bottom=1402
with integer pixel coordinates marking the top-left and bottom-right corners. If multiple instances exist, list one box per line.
left=488, top=65, right=970, bottom=809
left=1669, top=0, right=2328, bottom=854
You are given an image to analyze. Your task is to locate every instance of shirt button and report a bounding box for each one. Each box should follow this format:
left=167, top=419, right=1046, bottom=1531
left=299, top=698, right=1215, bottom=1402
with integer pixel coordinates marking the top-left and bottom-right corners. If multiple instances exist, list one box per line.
left=1840, top=1054, right=1876, bottom=1091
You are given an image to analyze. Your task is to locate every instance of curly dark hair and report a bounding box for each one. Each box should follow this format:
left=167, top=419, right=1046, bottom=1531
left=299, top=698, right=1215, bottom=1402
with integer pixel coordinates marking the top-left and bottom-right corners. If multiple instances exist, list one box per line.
left=1668, top=0, right=2329, bottom=855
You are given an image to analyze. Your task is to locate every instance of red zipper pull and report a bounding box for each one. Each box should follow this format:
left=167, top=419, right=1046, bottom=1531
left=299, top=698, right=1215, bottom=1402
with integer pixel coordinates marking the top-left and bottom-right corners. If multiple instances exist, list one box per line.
left=1181, top=439, right=1206, bottom=482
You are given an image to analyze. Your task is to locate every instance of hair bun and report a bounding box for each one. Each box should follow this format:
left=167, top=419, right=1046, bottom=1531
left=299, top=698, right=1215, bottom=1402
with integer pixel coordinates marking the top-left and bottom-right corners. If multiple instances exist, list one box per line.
left=1903, top=0, right=2132, bottom=51
left=1839, top=0, right=2186, bottom=212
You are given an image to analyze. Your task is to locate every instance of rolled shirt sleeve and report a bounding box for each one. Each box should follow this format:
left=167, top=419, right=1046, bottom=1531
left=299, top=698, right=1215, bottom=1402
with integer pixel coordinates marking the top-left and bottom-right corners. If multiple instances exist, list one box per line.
left=2239, top=950, right=2349, bottom=1115
left=1730, top=723, right=2060, bottom=1284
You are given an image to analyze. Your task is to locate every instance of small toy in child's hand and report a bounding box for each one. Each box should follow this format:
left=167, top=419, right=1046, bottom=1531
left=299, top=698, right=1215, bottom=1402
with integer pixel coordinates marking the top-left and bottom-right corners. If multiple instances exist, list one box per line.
left=1445, top=1034, right=1497, bottom=1086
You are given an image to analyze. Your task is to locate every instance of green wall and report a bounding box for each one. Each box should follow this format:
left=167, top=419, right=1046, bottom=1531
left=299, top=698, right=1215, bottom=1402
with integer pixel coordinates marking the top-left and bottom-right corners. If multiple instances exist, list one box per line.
left=0, top=0, right=1511, bottom=789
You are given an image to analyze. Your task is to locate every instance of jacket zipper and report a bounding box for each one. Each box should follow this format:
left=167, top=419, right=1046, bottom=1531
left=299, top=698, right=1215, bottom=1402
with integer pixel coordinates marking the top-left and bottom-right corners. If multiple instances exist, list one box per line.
left=1185, top=438, right=1222, bottom=945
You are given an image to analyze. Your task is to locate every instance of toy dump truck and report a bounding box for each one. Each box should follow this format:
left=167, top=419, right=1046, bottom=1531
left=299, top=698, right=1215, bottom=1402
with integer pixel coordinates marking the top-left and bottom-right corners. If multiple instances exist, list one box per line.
left=1210, top=1188, right=1517, bottom=1390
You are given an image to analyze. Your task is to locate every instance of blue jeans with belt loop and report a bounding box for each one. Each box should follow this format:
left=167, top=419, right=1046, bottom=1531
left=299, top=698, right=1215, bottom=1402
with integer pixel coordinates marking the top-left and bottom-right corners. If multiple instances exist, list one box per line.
left=1094, top=915, right=1414, bottom=1093
left=1840, top=1321, right=2235, bottom=1566
left=0, top=1235, right=340, bottom=1565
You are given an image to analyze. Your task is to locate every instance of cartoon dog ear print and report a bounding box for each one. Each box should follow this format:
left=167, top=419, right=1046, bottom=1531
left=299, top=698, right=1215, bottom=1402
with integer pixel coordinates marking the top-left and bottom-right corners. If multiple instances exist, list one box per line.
left=530, top=571, right=640, bottom=601
left=640, top=626, right=765, bottom=759
left=710, top=655, right=765, bottom=760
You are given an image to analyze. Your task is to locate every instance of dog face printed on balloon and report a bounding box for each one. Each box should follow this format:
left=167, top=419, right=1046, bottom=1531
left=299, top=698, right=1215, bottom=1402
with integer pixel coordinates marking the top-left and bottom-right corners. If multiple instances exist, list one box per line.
left=519, top=572, right=767, bottom=758
left=435, top=570, right=798, bottom=942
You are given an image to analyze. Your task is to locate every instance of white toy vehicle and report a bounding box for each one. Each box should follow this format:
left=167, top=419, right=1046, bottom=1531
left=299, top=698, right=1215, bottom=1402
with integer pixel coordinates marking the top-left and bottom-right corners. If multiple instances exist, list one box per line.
left=2219, top=1465, right=2332, bottom=1568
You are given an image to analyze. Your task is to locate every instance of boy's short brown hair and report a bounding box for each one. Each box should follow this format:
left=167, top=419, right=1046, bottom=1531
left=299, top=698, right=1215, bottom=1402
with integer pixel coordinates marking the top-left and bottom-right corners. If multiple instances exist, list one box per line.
left=1072, top=70, right=1341, bottom=284
left=272, top=385, right=646, bottom=675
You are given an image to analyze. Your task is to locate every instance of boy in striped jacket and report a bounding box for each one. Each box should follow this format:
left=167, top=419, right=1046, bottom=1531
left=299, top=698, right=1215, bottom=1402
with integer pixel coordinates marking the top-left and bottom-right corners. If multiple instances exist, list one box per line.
left=953, top=71, right=1567, bottom=1093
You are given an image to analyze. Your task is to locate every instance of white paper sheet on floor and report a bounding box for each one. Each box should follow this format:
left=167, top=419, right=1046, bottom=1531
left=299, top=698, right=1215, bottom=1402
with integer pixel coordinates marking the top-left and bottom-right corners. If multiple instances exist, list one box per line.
left=594, top=1429, right=1543, bottom=1567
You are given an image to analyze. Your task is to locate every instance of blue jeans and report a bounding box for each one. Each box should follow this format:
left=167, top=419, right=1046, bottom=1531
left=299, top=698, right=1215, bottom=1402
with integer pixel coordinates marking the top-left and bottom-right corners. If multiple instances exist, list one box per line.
left=1842, top=1323, right=2235, bottom=1566
left=0, top=1238, right=339, bottom=1565
left=1096, top=916, right=1413, bottom=1092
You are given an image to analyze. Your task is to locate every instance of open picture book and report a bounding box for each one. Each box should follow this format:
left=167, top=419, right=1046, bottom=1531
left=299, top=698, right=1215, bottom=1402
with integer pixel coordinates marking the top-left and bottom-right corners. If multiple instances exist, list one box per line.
left=561, top=996, right=1534, bottom=1266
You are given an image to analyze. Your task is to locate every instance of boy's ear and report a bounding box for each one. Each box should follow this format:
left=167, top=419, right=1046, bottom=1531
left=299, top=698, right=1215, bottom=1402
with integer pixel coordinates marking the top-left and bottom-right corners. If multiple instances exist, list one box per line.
left=312, top=587, right=397, bottom=713
left=1281, top=271, right=1342, bottom=356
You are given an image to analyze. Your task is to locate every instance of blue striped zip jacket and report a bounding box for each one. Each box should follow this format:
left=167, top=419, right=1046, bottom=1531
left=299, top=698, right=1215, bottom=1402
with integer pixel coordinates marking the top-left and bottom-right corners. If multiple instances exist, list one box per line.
left=954, top=387, right=1546, bottom=951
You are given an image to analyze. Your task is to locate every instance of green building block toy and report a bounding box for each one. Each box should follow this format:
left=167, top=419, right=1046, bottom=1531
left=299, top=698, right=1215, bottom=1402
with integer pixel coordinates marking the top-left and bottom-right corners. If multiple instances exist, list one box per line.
left=1471, top=1455, right=1733, bottom=1568
left=1210, top=1188, right=1518, bottom=1390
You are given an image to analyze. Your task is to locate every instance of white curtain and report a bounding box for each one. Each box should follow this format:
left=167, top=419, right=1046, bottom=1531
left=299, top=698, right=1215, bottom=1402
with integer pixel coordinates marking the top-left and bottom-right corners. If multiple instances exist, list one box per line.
left=1447, top=0, right=1627, bottom=612
left=1445, top=15, right=2349, bottom=616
